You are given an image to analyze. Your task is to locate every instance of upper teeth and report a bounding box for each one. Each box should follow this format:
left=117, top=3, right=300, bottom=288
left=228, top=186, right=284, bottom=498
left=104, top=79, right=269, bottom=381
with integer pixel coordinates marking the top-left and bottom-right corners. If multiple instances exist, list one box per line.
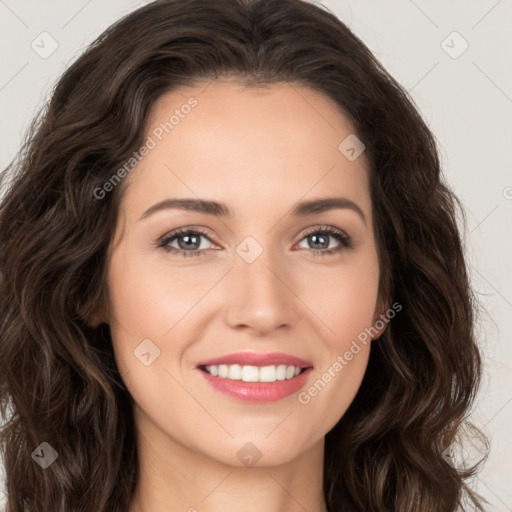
left=204, top=364, right=302, bottom=382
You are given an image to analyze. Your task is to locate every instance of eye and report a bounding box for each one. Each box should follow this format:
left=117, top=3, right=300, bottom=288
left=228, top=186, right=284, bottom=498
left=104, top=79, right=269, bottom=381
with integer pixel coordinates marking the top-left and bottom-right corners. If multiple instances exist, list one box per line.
left=295, top=225, right=353, bottom=257
left=158, top=228, right=217, bottom=258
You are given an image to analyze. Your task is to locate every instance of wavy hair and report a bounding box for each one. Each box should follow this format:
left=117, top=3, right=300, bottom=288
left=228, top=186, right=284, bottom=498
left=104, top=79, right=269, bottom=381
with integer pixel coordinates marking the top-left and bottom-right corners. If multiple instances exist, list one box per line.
left=0, top=0, right=487, bottom=510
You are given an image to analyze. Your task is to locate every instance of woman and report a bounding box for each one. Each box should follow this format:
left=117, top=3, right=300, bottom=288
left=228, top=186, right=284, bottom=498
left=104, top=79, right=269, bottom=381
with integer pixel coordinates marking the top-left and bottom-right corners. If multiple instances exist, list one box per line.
left=0, top=0, right=487, bottom=510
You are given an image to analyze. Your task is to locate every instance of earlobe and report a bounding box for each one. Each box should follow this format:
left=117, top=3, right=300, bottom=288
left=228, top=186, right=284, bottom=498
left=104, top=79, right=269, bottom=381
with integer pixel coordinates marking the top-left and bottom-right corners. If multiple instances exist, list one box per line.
left=86, top=307, right=108, bottom=327
left=88, top=310, right=107, bottom=327
left=84, top=292, right=109, bottom=328
left=371, top=295, right=391, bottom=340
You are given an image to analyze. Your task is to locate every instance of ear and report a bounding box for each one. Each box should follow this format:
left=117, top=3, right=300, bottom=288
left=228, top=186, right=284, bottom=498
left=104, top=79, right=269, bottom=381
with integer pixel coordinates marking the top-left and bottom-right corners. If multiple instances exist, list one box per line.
left=86, top=307, right=108, bottom=327
left=370, top=294, right=391, bottom=340
left=84, top=290, right=109, bottom=328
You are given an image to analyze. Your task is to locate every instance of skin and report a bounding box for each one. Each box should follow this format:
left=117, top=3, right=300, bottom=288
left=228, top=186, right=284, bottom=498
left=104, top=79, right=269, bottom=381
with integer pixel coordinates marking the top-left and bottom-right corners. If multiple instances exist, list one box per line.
left=93, top=80, right=387, bottom=512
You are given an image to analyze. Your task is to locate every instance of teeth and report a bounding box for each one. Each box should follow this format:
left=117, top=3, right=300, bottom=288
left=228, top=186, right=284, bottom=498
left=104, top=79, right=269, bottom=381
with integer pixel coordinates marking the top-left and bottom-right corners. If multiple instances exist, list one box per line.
left=228, top=364, right=242, bottom=380
left=259, top=365, right=276, bottom=382
left=218, top=364, right=229, bottom=378
left=241, top=365, right=259, bottom=382
left=204, top=364, right=304, bottom=382
left=276, top=364, right=287, bottom=380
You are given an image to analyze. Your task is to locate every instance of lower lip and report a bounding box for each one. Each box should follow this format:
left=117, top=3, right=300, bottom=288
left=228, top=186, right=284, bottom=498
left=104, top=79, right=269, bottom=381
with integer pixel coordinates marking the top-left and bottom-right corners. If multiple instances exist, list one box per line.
left=198, top=367, right=313, bottom=403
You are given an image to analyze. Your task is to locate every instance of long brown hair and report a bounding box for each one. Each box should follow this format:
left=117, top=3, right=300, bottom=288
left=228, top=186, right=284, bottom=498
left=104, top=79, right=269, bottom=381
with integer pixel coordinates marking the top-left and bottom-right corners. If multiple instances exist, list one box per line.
left=0, top=0, right=487, bottom=510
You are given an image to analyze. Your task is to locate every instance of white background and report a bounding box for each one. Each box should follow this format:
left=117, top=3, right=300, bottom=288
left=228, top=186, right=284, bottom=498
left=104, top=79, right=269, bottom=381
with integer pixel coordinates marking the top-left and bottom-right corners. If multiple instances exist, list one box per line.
left=0, top=0, right=511, bottom=510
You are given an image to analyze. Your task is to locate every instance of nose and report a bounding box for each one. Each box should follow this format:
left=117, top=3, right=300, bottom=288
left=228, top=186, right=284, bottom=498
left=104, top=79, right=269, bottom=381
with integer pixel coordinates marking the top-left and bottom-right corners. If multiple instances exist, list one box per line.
left=223, top=247, right=299, bottom=336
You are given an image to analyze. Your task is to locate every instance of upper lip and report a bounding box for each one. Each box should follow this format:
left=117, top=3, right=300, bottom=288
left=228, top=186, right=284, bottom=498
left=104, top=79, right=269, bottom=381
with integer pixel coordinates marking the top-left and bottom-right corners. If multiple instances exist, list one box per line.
left=196, top=352, right=313, bottom=369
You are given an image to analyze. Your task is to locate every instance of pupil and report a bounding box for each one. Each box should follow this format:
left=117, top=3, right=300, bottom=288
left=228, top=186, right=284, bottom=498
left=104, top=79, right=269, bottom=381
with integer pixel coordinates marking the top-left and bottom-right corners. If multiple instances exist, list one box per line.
left=310, top=233, right=328, bottom=249
left=179, top=234, right=199, bottom=250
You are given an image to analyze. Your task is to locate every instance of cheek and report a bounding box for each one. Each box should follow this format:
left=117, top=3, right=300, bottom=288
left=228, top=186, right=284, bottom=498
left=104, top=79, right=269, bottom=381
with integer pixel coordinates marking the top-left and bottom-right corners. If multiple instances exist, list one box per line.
left=107, top=247, right=205, bottom=341
left=105, top=249, right=201, bottom=430
left=293, top=251, right=379, bottom=426
left=106, top=246, right=225, bottom=405
left=297, top=249, right=381, bottom=346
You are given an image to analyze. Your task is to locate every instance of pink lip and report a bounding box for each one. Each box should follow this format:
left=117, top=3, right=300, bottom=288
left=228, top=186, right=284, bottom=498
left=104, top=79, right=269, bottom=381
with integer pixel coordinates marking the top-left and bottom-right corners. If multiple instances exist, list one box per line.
left=198, top=367, right=313, bottom=403
left=196, top=352, right=314, bottom=403
left=196, top=352, right=313, bottom=368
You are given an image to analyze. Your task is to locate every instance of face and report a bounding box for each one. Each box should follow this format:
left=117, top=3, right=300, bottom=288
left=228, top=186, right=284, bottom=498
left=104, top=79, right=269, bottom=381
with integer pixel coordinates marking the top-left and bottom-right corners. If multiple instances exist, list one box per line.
left=102, top=80, right=386, bottom=467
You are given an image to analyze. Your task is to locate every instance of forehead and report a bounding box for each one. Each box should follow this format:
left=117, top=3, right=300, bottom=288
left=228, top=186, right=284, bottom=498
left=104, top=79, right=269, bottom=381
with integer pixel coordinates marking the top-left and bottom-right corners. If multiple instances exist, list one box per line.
left=121, top=81, right=372, bottom=221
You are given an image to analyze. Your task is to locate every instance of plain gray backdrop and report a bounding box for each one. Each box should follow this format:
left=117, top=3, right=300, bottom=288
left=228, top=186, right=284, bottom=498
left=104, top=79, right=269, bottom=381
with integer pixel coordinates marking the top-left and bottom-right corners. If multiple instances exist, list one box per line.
left=1, top=0, right=511, bottom=509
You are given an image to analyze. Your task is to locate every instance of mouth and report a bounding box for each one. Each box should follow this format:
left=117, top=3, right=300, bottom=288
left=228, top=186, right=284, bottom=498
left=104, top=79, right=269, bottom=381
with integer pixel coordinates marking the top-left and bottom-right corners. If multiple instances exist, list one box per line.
left=198, top=363, right=308, bottom=382
left=196, top=352, right=314, bottom=402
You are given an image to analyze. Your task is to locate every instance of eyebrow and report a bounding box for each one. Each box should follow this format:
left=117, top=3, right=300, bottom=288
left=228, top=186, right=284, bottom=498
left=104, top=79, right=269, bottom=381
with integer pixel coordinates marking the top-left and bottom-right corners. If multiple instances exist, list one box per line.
left=138, top=196, right=366, bottom=224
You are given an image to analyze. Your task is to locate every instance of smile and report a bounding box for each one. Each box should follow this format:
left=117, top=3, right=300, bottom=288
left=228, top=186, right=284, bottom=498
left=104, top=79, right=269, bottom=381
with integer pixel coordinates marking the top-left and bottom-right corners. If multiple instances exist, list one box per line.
left=196, top=352, right=314, bottom=403
left=201, top=363, right=304, bottom=382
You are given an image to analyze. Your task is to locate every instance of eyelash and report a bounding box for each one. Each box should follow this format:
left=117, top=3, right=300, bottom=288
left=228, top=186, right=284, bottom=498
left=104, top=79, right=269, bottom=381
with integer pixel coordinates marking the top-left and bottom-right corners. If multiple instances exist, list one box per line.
left=157, top=225, right=353, bottom=259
